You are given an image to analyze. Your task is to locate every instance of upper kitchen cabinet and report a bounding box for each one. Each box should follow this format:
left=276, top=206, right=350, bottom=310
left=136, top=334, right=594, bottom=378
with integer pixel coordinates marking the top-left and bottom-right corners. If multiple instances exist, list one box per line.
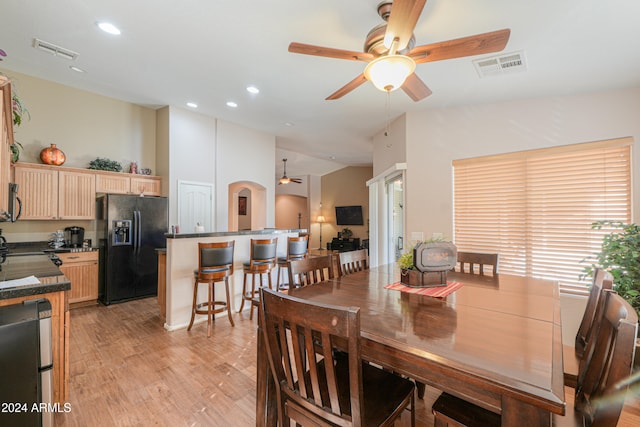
left=95, top=171, right=161, bottom=196
left=0, top=77, right=14, bottom=218
left=13, top=163, right=95, bottom=220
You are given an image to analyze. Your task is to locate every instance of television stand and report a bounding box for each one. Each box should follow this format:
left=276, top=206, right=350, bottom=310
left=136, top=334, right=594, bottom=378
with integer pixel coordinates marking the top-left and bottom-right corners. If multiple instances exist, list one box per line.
left=327, top=238, right=360, bottom=252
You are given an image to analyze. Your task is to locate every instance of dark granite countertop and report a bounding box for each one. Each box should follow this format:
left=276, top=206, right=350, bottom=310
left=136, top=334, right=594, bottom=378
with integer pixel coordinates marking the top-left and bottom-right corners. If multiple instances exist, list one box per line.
left=0, top=254, right=71, bottom=300
left=165, top=228, right=307, bottom=239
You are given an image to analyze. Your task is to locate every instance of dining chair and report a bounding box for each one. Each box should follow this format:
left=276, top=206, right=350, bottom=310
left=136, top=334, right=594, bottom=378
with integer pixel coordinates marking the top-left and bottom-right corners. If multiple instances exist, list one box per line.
left=456, top=251, right=499, bottom=275
left=187, top=241, right=235, bottom=337
left=288, top=254, right=335, bottom=288
left=338, top=249, right=369, bottom=276
left=239, top=237, right=277, bottom=320
left=564, top=268, right=613, bottom=388
left=431, top=289, right=638, bottom=427
left=259, top=287, right=416, bottom=427
left=276, top=235, right=309, bottom=290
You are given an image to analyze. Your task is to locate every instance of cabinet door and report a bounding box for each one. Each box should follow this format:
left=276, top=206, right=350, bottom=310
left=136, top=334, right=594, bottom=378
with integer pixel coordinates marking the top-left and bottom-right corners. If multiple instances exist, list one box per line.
left=58, top=171, right=96, bottom=219
left=58, top=252, right=99, bottom=304
left=13, top=164, right=59, bottom=219
left=0, top=81, right=12, bottom=218
left=95, top=173, right=130, bottom=194
left=131, top=176, right=161, bottom=196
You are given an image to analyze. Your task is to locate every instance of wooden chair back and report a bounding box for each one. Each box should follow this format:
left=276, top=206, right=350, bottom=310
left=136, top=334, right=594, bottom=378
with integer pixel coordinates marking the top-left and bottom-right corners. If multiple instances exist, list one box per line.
left=456, top=251, right=499, bottom=275
left=247, top=238, right=277, bottom=272
left=196, top=241, right=234, bottom=281
left=338, top=249, right=368, bottom=276
left=259, top=288, right=364, bottom=426
left=574, top=290, right=638, bottom=426
left=575, top=268, right=613, bottom=358
left=288, top=255, right=335, bottom=288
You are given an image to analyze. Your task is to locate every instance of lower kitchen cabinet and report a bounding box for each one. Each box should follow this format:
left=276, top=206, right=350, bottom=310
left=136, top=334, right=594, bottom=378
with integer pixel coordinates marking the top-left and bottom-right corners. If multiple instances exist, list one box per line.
left=58, top=251, right=99, bottom=306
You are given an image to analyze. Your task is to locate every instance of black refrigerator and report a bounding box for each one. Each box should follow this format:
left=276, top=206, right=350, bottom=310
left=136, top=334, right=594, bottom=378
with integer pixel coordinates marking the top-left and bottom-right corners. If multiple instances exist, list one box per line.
left=97, top=194, right=168, bottom=305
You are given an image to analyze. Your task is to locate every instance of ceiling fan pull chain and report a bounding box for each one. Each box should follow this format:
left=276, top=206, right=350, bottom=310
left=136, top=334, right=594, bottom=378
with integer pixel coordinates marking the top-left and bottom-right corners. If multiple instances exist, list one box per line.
left=385, top=90, right=391, bottom=136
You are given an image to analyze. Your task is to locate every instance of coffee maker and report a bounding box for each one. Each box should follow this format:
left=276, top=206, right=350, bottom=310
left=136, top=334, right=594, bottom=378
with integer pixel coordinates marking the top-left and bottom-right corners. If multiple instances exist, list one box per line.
left=64, top=226, right=85, bottom=248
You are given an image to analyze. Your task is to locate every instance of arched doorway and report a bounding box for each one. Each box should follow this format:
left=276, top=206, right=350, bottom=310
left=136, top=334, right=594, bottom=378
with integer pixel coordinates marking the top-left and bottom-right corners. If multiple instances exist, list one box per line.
left=228, top=181, right=267, bottom=231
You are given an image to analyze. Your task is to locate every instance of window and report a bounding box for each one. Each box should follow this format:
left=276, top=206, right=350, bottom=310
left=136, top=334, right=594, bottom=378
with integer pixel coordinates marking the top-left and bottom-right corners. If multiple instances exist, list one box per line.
left=453, top=138, right=632, bottom=295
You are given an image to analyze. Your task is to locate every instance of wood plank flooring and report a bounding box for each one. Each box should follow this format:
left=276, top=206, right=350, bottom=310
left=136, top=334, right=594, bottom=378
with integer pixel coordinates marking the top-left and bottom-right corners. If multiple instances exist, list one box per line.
left=55, top=297, right=640, bottom=427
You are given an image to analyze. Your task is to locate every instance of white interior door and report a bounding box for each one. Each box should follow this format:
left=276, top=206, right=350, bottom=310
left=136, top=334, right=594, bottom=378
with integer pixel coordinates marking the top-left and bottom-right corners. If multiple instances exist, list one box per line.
left=178, top=180, right=213, bottom=232
left=386, top=175, right=404, bottom=264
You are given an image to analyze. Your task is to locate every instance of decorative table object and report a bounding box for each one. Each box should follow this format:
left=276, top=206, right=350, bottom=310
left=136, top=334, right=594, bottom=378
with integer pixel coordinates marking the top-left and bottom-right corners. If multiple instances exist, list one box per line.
left=40, top=143, right=66, bottom=165
left=400, top=241, right=457, bottom=288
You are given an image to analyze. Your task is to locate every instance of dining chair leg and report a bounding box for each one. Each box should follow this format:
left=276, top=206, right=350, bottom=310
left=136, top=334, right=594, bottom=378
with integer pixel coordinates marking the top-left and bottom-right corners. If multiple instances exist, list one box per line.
left=187, top=279, right=198, bottom=332
left=225, top=277, right=235, bottom=327
left=416, top=381, right=426, bottom=399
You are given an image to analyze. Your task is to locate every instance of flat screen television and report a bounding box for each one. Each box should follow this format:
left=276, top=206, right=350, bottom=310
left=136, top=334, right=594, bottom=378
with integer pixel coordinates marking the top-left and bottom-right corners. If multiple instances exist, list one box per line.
left=335, top=205, right=364, bottom=225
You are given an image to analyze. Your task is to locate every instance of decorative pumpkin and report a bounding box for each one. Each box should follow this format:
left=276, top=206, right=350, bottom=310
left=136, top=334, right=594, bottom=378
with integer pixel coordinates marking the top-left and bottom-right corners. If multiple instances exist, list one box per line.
left=40, top=143, right=66, bottom=166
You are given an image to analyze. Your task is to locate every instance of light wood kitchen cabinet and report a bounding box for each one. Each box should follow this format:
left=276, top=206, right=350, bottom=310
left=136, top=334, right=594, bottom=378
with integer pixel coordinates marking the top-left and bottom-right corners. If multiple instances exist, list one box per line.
left=14, top=163, right=95, bottom=220
left=13, top=163, right=59, bottom=219
left=131, top=175, right=161, bottom=196
left=0, top=77, right=14, bottom=219
left=58, top=251, right=99, bottom=306
left=95, top=171, right=161, bottom=196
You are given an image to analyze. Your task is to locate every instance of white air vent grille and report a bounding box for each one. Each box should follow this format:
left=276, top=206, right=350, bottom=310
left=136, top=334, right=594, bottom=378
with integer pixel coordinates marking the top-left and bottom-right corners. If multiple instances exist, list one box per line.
left=33, top=38, right=78, bottom=60
left=473, top=51, right=526, bottom=78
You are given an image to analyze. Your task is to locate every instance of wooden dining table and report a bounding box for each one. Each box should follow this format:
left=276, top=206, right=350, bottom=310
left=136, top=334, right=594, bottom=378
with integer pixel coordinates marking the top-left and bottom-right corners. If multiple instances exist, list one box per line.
left=255, top=264, right=566, bottom=426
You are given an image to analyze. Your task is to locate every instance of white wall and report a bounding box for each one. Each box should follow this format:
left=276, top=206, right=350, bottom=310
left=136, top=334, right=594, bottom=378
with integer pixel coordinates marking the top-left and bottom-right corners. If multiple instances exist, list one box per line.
left=404, top=87, right=640, bottom=240
left=216, top=120, right=276, bottom=231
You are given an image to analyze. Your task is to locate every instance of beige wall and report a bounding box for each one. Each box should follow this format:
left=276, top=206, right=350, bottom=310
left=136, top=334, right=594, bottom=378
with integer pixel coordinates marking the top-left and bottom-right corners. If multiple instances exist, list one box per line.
left=1, top=69, right=157, bottom=244
left=321, top=166, right=373, bottom=243
left=275, top=194, right=308, bottom=230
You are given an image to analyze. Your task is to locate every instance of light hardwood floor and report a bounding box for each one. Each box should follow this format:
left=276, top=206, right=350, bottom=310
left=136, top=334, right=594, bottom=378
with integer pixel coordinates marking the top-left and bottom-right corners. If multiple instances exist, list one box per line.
left=55, top=297, right=640, bottom=427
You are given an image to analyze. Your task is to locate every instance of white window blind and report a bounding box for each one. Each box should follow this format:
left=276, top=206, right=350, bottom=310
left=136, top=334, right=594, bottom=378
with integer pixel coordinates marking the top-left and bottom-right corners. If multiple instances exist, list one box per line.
left=453, top=138, right=632, bottom=295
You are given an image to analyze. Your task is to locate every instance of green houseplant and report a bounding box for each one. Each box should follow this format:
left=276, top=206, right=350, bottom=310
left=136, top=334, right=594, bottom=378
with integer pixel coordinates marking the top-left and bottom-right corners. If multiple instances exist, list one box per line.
left=582, top=220, right=640, bottom=316
left=1, top=72, right=30, bottom=162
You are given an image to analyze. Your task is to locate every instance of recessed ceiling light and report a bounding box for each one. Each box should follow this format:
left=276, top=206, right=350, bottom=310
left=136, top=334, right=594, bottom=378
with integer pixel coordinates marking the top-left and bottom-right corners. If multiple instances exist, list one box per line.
left=284, top=122, right=294, bottom=127
left=69, top=66, right=85, bottom=73
left=97, top=22, right=121, bottom=35
left=330, top=156, right=336, bottom=160
left=186, top=102, right=198, bottom=108
left=246, top=86, right=259, bottom=94
left=226, top=101, right=238, bottom=108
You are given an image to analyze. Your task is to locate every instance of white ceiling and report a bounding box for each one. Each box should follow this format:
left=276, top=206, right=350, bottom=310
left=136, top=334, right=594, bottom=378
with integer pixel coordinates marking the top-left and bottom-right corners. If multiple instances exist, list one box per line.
left=1, top=1, right=639, bottom=178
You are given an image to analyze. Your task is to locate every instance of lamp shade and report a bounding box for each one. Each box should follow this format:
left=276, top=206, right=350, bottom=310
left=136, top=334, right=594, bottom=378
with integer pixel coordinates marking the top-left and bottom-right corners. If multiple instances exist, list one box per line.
left=316, top=215, right=326, bottom=223
left=364, top=55, right=416, bottom=92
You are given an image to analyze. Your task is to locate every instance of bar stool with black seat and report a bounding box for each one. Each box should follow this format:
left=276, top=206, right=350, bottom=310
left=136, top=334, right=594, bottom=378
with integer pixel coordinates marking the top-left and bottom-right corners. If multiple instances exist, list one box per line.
left=276, top=235, right=309, bottom=290
left=187, top=240, right=235, bottom=337
left=239, top=237, right=277, bottom=319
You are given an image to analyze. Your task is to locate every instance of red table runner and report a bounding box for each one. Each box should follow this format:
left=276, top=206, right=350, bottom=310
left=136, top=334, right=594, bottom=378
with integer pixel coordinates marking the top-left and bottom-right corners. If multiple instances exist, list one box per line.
left=384, top=281, right=463, bottom=298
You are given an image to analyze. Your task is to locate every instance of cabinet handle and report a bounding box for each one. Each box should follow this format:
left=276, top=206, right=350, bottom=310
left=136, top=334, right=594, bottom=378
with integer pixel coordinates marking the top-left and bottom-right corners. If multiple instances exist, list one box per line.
left=68, top=256, right=80, bottom=259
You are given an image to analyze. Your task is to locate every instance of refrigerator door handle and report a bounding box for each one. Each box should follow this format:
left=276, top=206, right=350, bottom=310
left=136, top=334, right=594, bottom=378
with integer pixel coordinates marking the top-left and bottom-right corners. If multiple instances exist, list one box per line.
left=136, top=210, right=142, bottom=255
left=132, top=210, right=139, bottom=253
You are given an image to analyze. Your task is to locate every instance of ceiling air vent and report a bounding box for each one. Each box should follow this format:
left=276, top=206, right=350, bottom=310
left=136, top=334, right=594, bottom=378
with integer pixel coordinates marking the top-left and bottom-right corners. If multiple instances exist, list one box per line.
left=33, top=38, right=79, bottom=60
left=473, top=51, right=526, bottom=78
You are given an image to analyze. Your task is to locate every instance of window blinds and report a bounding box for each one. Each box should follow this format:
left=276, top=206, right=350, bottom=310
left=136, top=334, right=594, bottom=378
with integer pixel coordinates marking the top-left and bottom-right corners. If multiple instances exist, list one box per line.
left=453, top=138, right=632, bottom=295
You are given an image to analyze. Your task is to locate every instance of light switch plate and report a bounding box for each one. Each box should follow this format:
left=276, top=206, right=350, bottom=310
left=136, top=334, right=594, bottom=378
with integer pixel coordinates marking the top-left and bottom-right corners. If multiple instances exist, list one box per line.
left=410, top=232, right=424, bottom=241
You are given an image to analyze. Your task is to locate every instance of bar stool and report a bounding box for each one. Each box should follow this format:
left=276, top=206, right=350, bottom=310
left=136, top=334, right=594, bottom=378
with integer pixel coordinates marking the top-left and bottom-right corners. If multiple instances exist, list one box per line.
left=277, top=235, right=309, bottom=290
left=239, top=237, right=277, bottom=319
left=187, top=241, right=235, bottom=337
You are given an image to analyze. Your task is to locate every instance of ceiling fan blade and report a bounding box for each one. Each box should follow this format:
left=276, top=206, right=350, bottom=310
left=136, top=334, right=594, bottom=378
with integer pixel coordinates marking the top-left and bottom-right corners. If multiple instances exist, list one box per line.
left=402, top=73, right=432, bottom=102
left=326, top=74, right=368, bottom=100
left=409, top=28, right=511, bottom=64
left=289, top=42, right=374, bottom=62
left=291, top=178, right=303, bottom=184
left=384, top=0, right=427, bottom=51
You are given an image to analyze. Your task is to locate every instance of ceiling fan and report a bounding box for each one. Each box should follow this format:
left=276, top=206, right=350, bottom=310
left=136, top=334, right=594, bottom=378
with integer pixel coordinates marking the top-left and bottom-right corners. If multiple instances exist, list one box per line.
left=278, top=159, right=302, bottom=185
left=288, top=0, right=510, bottom=102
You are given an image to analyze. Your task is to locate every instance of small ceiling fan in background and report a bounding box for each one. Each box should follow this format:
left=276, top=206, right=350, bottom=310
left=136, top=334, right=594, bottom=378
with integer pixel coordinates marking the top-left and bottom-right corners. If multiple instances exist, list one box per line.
left=278, top=158, right=302, bottom=185
left=288, top=0, right=510, bottom=101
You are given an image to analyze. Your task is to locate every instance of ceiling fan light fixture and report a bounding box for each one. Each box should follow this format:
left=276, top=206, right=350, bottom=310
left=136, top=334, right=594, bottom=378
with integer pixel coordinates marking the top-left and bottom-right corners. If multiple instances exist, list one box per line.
left=279, top=176, right=291, bottom=185
left=364, top=54, right=415, bottom=92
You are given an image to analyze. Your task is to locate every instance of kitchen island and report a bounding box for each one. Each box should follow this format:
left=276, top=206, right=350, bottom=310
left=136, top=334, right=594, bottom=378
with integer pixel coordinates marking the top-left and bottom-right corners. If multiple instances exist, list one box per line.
left=164, top=228, right=304, bottom=331
left=0, top=254, right=71, bottom=404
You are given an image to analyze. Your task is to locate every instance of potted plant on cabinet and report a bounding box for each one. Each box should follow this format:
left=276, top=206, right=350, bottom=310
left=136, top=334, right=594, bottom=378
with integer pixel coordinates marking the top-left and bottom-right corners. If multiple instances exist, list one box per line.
left=1, top=73, right=30, bottom=162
